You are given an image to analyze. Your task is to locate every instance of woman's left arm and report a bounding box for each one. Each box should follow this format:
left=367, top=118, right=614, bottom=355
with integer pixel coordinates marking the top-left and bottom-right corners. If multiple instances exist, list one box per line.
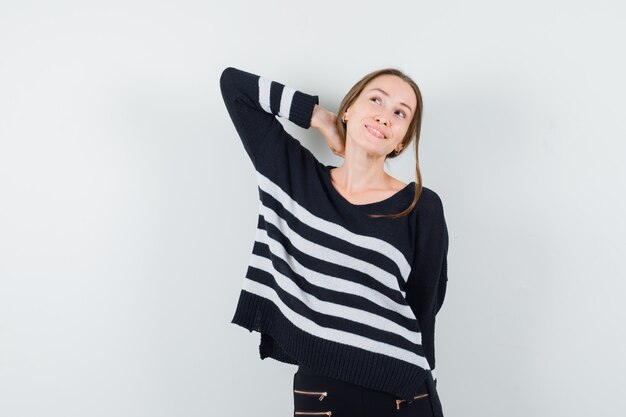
left=435, top=219, right=449, bottom=315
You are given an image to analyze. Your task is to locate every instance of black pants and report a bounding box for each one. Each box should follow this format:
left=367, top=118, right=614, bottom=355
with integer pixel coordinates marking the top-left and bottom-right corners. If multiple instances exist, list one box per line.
left=293, top=363, right=434, bottom=417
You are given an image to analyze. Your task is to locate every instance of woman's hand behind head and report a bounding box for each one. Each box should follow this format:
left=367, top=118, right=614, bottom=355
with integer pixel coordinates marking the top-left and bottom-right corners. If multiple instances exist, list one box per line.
left=311, top=104, right=345, bottom=158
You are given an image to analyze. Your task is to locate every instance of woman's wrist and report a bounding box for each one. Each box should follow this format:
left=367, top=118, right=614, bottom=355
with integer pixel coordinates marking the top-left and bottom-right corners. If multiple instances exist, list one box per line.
left=311, top=104, right=324, bottom=129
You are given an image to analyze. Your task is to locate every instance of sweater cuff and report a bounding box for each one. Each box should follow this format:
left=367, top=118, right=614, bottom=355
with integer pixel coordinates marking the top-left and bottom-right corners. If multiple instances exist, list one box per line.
left=290, top=91, right=319, bottom=129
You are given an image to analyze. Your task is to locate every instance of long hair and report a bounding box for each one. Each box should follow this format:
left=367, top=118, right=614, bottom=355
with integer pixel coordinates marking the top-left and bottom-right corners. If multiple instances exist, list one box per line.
left=336, top=68, right=425, bottom=219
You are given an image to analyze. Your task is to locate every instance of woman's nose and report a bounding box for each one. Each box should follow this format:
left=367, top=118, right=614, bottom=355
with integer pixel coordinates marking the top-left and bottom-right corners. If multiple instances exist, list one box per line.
left=375, top=115, right=390, bottom=126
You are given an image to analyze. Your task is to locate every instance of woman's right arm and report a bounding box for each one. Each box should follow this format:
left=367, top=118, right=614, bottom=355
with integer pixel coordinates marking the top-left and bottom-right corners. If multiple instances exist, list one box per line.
left=219, top=66, right=319, bottom=170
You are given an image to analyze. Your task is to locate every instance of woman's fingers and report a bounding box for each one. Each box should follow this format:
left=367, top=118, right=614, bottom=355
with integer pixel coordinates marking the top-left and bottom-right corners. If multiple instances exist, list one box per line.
left=332, top=148, right=345, bottom=158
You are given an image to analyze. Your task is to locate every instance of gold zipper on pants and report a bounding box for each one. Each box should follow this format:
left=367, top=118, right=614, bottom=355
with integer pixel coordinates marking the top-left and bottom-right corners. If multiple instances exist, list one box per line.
left=293, top=389, right=328, bottom=401
left=395, top=393, right=430, bottom=409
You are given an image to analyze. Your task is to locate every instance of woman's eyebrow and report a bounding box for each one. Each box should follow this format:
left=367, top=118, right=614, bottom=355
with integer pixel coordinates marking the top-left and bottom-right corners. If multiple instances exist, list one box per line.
left=367, top=87, right=412, bottom=114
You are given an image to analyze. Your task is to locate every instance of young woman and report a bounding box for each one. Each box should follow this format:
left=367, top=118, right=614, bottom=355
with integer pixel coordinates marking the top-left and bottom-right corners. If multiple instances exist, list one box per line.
left=220, top=66, right=449, bottom=417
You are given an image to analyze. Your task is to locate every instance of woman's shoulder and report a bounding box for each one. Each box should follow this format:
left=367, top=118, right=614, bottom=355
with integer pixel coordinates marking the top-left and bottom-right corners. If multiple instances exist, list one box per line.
left=387, top=174, right=408, bottom=191
left=416, top=185, right=445, bottom=214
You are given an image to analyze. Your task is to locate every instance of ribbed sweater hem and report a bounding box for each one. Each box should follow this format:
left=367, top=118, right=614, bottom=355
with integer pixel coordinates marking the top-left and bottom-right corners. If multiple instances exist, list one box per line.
left=230, top=290, right=444, bottom=416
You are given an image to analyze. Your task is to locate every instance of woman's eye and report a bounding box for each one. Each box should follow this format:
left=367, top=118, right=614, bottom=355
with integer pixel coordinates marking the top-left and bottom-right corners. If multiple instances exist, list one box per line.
left=370, top=97, right=406, bottom=119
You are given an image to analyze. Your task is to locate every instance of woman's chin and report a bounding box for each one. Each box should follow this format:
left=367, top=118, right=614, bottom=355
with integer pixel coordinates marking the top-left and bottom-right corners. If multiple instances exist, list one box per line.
left=351, top=138, right=392, bottom=158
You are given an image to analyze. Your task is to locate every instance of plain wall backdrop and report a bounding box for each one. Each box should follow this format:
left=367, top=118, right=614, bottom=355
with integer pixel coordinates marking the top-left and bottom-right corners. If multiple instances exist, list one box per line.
left=1, top=1, right=625, bottom=416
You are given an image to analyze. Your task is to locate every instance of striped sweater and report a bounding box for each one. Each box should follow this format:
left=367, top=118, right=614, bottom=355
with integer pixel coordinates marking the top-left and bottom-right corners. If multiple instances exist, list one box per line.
left=219, top=66, right=449, bottom=416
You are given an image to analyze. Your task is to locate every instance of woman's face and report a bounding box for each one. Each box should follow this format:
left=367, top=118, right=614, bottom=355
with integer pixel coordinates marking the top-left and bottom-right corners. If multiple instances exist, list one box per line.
left=344, top=74, right=417, bottom=158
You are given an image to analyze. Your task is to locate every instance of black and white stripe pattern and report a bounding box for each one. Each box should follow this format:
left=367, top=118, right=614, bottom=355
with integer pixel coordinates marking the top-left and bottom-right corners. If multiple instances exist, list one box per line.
left=259, top=76, right=297, bottom=119
left=243, top=169, right=431, bottom=371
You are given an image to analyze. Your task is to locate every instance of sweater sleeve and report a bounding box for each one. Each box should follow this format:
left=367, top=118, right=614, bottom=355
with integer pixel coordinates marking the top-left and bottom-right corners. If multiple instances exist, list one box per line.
left=435, top=219, right=449, bottom=315
left=219, top=66, right=319, bottom=175
left=405, top=188, right=448, bottom=290
left=403, top=189, right=449, bottom=376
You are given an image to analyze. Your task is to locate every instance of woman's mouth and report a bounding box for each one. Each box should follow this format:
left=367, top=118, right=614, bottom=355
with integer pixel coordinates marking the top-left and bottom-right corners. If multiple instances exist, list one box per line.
left=365, top=125, right=386, bottom=139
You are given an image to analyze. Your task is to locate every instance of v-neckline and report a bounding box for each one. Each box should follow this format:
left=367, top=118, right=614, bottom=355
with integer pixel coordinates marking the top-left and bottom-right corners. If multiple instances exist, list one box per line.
left=322, top=164, right=415, bottom=210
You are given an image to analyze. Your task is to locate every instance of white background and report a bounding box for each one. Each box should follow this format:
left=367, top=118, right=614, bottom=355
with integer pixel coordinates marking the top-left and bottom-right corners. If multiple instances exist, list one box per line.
left=1, top=1, right=625, bottom=416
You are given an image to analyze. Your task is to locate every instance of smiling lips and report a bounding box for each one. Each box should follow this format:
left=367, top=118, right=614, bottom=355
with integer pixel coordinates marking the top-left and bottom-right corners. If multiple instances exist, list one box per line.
left=365, top=124, right=387, bottom=139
